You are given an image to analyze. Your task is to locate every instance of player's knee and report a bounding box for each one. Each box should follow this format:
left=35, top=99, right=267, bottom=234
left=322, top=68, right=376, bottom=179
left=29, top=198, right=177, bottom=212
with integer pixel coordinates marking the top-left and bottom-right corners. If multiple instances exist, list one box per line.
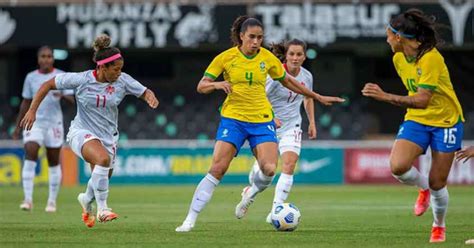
left=208, top=165, right=226, bottom=180
left=260, top=162, right=276, bottom=177
left=96, top=155, right=111, bottom=167
left=429, top=179, right=446, bottom=191
left=390, top=159, right=410, bottom=176
left=282, top=162, right=296, bottom=175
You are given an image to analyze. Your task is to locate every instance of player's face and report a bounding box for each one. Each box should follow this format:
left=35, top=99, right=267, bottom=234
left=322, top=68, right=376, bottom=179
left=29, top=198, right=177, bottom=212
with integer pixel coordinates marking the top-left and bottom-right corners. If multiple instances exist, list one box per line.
left=102, top=59, right=123, bottom=83
left=37, top=49, right=54, bottom=71
left=286, top=45, right=306, bottom=70
left=386, top=28, right=402, bottom=53
left=240, top=26, right=264, bottom=54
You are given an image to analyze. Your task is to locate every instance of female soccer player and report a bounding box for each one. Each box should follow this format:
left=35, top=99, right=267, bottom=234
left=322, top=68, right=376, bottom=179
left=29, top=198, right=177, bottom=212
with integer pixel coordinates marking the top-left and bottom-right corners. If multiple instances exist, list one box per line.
left=13, top=46, right=74, bottom=213
left=362, top=9, right=464, bottom=243
left=248, top=39, right=316, bottom=223
left=20, top=34, right=159, bottom=228
left=176, top=16, right=344, bottom=232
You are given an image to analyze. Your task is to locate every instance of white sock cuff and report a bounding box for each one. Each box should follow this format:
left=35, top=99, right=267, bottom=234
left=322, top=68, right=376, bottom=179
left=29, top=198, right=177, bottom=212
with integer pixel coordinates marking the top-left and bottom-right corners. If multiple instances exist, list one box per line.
left=279, top=173, right=293, bottom=182
left=430, top=186, right=448, bottom=198
left=205, top=173, right=220, bottom=186
left=24, top=160, right=37, bottom=169
left=393, top=167, right=417, bottom=181
left=92, top=165, right=110, bottom=176
left=48, top=165, right=61, bottom=173
left=258, top=171, right=274, bottom=181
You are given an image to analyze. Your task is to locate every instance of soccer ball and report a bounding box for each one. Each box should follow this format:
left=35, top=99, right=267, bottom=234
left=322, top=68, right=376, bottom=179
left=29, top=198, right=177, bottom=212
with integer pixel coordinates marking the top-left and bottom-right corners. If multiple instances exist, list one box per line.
left=270, top=203, right=301, bottom=231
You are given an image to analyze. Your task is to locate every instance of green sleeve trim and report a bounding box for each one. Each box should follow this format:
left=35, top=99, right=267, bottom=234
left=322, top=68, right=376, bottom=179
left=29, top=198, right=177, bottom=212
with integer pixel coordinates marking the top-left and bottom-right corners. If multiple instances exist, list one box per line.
left=204, top=72, right=217, bottom=80
left=273, top=71, right=286, bottom=81
left=418, top=84, right=437, bottom=90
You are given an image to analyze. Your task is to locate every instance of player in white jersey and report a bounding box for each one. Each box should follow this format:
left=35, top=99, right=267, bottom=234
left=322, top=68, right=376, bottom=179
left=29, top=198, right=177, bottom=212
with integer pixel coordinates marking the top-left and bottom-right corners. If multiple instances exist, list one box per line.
left=248, top=39, right=316, bottom=223
left=20, top=34, right=159, bottom=228
left=13, top=46, right=74, bottom=213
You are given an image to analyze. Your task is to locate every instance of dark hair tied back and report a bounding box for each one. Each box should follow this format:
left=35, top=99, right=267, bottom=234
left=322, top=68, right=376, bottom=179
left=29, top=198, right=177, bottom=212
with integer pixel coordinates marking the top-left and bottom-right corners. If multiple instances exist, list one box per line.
left=92, top=34, right=121, bottom=66
left=230, top=16, right=264, bottom=46
left=390, top=8, right=443, bottom=62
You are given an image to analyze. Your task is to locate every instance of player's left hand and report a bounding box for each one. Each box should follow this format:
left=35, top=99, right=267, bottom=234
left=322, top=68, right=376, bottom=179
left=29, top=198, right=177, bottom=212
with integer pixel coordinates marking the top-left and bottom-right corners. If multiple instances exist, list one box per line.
left=455, top=146, right=474, bottom=163
left=308, top=122, right=317, bottom=139
left=143, top=89, right=159, bottom=109
left=362, top=83, right=388, bottom=101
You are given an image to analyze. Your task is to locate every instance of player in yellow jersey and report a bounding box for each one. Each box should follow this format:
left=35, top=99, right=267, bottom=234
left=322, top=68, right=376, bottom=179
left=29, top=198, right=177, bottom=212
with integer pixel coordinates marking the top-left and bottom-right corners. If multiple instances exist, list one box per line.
left=176, top=16, right=344, bottom=232
left=362, top=9, right=464, bottom=243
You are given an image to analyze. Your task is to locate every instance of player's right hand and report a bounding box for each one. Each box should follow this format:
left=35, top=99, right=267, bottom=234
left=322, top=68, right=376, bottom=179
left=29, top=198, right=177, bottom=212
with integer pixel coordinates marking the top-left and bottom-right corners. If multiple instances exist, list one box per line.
left=214, top=81, right=232, bottom=94
left=19, top=110, right=36, bottom=131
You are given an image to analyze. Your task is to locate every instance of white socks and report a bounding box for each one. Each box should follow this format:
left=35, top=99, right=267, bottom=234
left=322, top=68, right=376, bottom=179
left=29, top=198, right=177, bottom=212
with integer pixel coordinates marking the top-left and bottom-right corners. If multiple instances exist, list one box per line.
left=184, top=173, right=220, bottom=224
left=84, top=178, right=95, bottom=203
left=273, top=173, right=294, bottom=207
left=248, top=170, right=274, bottom=198
left=393, top=167, right=429, bottom=190
left=90, top=165, right=110, bottom=211
left=47, top=165, right=62, bottom=203
left=22, top=160, right=37, bottom=202
left=430, top=187, right=449, bottom=227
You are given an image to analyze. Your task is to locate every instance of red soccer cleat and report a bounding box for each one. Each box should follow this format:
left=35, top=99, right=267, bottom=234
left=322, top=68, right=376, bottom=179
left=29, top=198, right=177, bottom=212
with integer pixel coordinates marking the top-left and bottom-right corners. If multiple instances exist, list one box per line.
left=414, top=189, right=430, bottom=216
left=430, top=226, right=446, bottom=243
left=82, top=212, right=96, bottom=228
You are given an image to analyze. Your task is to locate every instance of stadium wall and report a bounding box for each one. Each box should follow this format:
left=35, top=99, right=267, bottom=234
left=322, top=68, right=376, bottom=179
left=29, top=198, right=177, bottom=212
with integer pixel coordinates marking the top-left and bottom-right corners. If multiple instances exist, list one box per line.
left=1, top=140, right=473, bottom=186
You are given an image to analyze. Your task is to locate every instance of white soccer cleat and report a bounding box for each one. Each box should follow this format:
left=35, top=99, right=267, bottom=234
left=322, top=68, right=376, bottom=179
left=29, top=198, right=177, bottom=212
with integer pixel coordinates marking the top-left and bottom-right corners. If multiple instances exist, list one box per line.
left=97, top=208, right=118, bottom=223
left=20, top=201, right=33, bottom=211
left=175, top=221, right=195, bottom=232
left=235, top=186, right=255, bottom=219
left=266, top=212, right=272, bottom=224
left=248, top=162, right=260, bottom=184
left=77, top=193, right=93, bottom=213
left=45, top=201, right=56, bottom=213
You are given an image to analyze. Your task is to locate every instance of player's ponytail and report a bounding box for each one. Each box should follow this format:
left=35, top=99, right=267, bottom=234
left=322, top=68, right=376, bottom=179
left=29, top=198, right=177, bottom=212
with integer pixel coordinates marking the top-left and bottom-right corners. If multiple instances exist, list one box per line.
left=230, top=16, right=264, bottom=46
left=92, top=34, right=122, bottom=67
left=390, top=9, right=442, bottom=62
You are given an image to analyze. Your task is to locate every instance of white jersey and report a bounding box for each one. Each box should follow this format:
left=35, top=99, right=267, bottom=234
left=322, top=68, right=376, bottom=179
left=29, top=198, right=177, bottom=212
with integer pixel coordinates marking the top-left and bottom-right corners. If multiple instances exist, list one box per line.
left=55, top=70, right=147, bottom=144
left=266, top=66, right=313, bottom=130
left=21, top=68, right=73, bottom=127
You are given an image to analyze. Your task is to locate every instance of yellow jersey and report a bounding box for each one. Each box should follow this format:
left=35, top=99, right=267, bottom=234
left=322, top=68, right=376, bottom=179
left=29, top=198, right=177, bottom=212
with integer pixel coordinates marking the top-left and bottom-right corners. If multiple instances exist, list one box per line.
left=204, top=46, right=286, bottom=123
left=392, top=48, right=464, bottom=127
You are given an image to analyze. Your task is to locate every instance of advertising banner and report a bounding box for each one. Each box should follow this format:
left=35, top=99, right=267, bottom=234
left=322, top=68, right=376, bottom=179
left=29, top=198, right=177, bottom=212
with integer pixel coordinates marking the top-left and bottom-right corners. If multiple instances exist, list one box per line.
left=0, top=1, right=472, bottom=48
left=0, top=147, right=49, bottom=185
left=345, top=147, right=474, bottom=185
left=79, top=147, right=344, bottom=184
left=344, top=148, right=401, bottom=184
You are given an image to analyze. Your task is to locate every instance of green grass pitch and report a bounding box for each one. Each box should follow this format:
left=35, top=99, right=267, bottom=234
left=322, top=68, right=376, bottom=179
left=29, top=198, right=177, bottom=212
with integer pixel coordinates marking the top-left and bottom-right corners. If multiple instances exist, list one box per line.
left=1, top=185, right=473, bottom=247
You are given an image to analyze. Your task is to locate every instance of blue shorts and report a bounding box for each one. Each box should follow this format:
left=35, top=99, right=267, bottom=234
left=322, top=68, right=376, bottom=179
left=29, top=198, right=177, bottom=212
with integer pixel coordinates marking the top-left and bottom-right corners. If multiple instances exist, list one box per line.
left=396, top=120, right=464, bottom=153
left=216, top=117, right=278, bottom=156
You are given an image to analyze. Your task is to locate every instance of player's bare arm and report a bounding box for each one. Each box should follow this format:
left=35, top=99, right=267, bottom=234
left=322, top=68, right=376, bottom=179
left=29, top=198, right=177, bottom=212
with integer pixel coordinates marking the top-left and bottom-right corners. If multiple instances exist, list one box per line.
left=280, top=74, right=344, bottom=106
left=13, top=98, right=32, bottom=139
left=362, top=82, right=432, bottom=109
left=20, top=78, right=56, bottom=130
left=197, top=76, right=232, bottom=94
